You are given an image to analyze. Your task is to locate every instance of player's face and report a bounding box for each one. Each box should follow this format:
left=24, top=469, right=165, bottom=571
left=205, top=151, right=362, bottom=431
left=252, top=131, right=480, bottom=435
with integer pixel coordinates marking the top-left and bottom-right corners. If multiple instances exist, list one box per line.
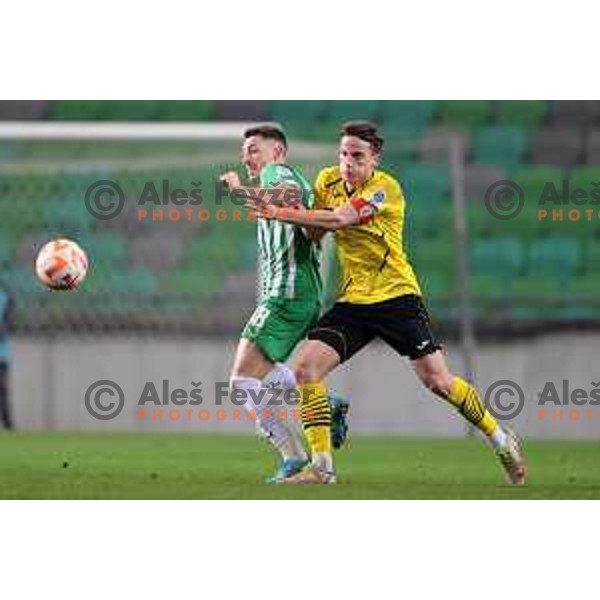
left=242, top=135, right=277, bottom=178
left=339, top=135, right=378, bottom=187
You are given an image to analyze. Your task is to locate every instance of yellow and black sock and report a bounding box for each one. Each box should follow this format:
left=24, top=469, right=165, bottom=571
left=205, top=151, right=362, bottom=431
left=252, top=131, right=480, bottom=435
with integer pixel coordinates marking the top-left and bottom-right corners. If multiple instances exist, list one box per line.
left=447, top=376, right=498, bottom=436
left=298, top=382, right=332, bottom=455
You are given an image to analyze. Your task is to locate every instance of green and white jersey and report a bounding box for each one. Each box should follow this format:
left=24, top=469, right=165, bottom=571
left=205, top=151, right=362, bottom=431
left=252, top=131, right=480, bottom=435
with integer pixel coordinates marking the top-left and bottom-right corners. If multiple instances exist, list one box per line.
left=257, top=163, right=322, bottom=302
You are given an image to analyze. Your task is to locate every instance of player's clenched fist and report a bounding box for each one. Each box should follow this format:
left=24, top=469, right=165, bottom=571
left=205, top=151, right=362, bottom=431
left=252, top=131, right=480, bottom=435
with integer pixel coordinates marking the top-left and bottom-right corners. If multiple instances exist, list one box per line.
left=220, top=171, right=241, bottom=190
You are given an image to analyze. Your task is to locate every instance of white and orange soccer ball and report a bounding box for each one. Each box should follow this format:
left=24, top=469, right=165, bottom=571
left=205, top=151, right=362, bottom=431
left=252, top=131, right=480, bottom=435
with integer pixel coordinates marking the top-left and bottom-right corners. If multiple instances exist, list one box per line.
left=35, top=238, right=89, bottom=290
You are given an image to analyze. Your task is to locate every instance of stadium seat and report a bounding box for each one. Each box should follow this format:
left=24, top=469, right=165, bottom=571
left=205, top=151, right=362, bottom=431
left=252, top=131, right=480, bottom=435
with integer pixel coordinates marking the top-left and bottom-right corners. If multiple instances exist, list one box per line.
left=268, top=101, right=325, bottom=138
left=569, top=165, right=600, bottom=191
left=438, top=101, right=491, bottom=130
left=2, top=268, right=46, bottom=298
left=380, top=101, right=437, bottom=137
left=565, top=275, right=600, bottom=318
left=86, top=233, right=128, bottom=267
left=0, top=236, right=12, bottom=268
left=509, top=276, right=564, bottom=319
left=584, top=239, right=600, bottom=274
left=530, top=127, right=584, bottom=167
left=48, top=100, right=103, bottom=120
left=325, top=101, right=382, bottom=123
left=511, top=166, right=565, bottom=219
left=401, top=163, right=450, bottom=204
left=311, top=101, right=384, bottom=141
left=154, top=101, right=218, bottom=122
left=108, top=268, right=160, bottom=294
left=411, top=237, right=455, bottom=274
left=472, top=237, right=525, bottom=278
left=475, top=126, right=528, bottom=171
left=471, top=275, right=513, bottom=320
left=496, top=101, right=547, bottom=129
left=405, top=200, right=452, bottom=240
left=471, top=274, right=508, bottom=299
left=528, top=237, right=581, bottom=280
left=41, top=197, right=94, bottom=233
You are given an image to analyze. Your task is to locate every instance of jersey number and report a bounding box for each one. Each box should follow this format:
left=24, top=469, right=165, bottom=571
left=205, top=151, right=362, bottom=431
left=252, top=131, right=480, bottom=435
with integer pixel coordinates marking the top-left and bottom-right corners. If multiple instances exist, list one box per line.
left=249, top=305, right=271, bottom=331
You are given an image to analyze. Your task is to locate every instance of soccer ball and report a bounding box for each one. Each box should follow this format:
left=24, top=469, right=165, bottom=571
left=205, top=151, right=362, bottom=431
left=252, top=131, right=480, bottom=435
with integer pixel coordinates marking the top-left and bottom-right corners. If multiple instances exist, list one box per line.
left=35, top=238, right=89, bottom=290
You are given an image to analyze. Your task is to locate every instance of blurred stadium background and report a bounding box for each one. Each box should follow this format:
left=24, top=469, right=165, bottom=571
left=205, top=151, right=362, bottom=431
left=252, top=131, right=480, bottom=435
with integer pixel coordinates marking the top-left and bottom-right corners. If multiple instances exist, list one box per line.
left=1, top=100, right=599, bottom=440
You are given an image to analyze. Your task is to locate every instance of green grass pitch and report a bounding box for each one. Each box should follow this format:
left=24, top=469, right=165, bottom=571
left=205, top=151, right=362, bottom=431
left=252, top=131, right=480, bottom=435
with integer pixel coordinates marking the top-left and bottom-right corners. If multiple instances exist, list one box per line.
left=1, top=432, right=599, bottom=499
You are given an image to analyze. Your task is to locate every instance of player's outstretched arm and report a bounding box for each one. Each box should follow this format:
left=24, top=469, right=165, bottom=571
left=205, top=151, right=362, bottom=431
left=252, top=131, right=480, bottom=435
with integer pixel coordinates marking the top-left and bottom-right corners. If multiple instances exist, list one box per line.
left=245, top=197, right=364, bottom=231
left=220, top=171, right=301, bottom=208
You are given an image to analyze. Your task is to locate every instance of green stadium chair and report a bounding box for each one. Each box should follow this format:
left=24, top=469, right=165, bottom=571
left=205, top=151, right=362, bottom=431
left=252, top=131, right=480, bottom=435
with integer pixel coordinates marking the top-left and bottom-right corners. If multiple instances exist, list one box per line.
left=496, top=101, right=547, bottom=129
left=569, top=166, right=600, bottom=192
left=380, top=101, right=437, bottom=137
left=86, top=233, right=128, bottom=267
left=411, top=237, right=455, bottom=275
left=3, top=269, right=46, bottom=297
left=269, top=101, right=325, bottom=139
left=49, top=101, right=103, bottom=121
left=401, top=163, right=450, bottom=205
left=471, top=274, right=508, bottom=298
left=511, top=166, right=594, bottom=240
left=0, top=142, right=18, bottom=160
left=0, top=235, right=13, bottom=267
left=584, top=239, right=600, bottom=274
left=419, top=270, right=455, bottom=297
left=472, top=237, right=525, bottom=278
left=509, top=166, right=565, bottom=236
left=438, top=101, right=491, bottom=130
left=475, top=126, right=528, bottom=171
left=41, top=197, right=94, bottom=233
left=88, top=267, right=159, bottom=294
left=238, top=239, right=258, bottom=270
left=535, top=204, right=596, bottom=240
left=311, top=101, right=383, bottom=141
left=509, top=275, right=564, bottom=319
left=405, top=199, right=452, bottom=240
left=161, top=267, right=224, bottom=300
left=528, top=237, right=581, bottom=281
left=326, top=101, right=382, bottom=123
left=155, top=101, right=218, bottom=121
left=510, top=166, right=564, bottom=196
left=562, top=275, right=600, bottom=319
left=97, top=101, right=159, bottom=121
left=470, top=275, right=512, bottom=319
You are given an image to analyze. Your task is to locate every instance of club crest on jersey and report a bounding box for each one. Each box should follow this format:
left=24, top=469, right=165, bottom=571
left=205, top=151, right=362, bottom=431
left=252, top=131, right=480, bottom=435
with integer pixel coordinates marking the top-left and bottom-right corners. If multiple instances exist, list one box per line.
left=275, top=165, right=292, bottom=178
left=370, top=190, right=385, bottom=207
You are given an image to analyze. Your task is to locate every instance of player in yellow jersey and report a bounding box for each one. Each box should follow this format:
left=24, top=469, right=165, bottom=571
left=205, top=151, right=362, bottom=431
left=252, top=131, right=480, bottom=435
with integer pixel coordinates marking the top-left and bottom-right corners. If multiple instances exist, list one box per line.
left=245, top=121, right=526, bottom=485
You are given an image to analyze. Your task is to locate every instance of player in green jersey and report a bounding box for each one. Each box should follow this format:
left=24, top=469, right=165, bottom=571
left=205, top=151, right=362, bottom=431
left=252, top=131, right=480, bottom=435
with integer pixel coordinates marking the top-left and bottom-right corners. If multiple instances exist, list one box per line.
left=220, top=125, right=348, bottom=482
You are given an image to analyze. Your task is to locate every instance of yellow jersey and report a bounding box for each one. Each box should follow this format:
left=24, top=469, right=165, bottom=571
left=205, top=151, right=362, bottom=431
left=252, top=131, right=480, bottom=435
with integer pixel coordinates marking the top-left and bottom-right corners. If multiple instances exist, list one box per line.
left=314, top=166, right=421, bottom=304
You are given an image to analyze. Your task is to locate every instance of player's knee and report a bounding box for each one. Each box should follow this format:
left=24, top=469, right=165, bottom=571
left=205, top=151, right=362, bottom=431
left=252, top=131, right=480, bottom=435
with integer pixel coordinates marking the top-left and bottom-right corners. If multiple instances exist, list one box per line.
left=294, top=359, right=318, bottom=386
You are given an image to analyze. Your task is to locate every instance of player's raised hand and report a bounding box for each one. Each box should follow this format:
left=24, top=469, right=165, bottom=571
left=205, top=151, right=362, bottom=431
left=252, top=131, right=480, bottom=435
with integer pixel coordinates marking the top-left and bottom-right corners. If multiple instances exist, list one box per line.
left=220, top=171, right=241, bottom=190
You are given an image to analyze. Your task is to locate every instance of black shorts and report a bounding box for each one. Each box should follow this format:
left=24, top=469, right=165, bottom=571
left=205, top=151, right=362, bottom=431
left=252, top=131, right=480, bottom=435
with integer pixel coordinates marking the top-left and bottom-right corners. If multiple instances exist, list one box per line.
left=307, top=294, right=442, bottom=363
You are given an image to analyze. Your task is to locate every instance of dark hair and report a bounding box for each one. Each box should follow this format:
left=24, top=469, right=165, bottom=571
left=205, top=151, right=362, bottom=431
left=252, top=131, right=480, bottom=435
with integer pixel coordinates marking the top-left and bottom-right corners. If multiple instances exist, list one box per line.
left=340, top=121, right=384, bottom=155
left=244, top=125, right=288, bottom=149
